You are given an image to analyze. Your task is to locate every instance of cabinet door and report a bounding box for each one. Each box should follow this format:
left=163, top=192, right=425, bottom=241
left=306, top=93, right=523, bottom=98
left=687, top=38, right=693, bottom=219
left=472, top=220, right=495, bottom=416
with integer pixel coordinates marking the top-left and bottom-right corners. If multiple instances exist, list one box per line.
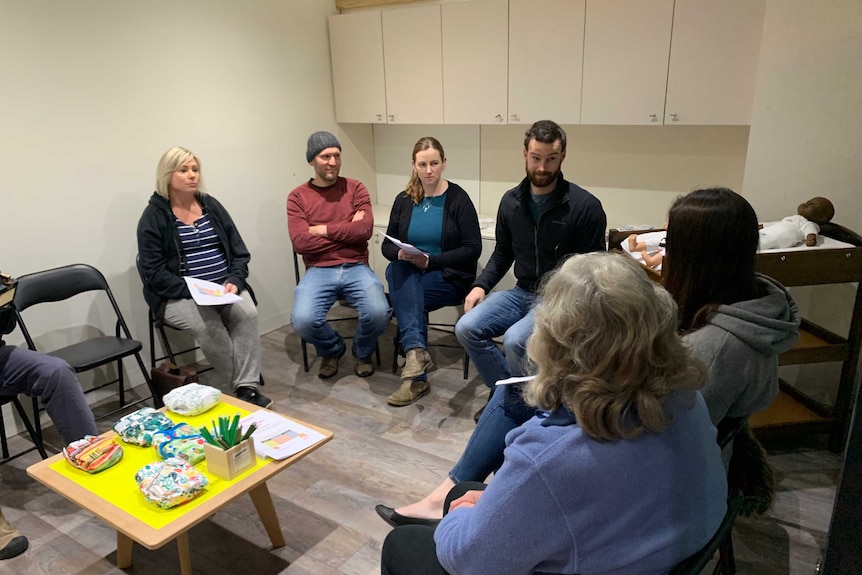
left=665, top=0, right=765, bottom=125
left=329, top=11, right=387, bottom=123
left=382, top=5, right=444, bottom=124
left=581, top=0, right=674, bottom=125
left=442, top=0, right=508, bottom=125
left=508, top=0, right=585, bottom=125
left=369, top=226, right=388, bottom=287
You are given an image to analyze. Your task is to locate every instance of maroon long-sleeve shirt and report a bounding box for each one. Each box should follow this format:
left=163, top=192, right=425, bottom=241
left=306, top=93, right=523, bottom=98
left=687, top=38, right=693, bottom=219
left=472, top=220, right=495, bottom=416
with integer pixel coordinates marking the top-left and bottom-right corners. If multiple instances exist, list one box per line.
left=287, top=177, right=374, bottom=268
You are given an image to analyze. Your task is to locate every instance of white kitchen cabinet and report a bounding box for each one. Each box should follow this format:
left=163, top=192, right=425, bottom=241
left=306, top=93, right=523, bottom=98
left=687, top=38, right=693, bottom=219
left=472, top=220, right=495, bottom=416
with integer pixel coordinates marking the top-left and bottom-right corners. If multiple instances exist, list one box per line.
left=369, top=226, right=388, bottom=287
left=581, top=0, right=674, bottom=125
left=508, top=0, right=585, bottom=125
left=665, top=0, right=765, bottom=125
left=329, top=11, right=387, bottom=123
left=442, top=0, right=508, bottom=125
left=382, top=5, right=444, bottom=124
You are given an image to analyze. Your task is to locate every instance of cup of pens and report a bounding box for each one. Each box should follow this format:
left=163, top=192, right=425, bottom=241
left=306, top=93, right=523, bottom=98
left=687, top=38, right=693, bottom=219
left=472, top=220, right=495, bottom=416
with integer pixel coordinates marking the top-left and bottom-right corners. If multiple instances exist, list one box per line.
left=200, top=414, right=257, bottom=480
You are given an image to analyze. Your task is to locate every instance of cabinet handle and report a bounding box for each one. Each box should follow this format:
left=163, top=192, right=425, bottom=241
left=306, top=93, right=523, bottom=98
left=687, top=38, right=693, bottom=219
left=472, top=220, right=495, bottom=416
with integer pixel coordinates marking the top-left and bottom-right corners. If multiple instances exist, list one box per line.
left=670, top=113, right=679, bottom=122
left=376, top=114, right=383, bottom=121
left=510, top=114, right=520, bottom=122
left=388, top=114, right=395, bottom=122
left=494, top=114, right=503, bottom=123
left=649, top=114, right=658, bottom=123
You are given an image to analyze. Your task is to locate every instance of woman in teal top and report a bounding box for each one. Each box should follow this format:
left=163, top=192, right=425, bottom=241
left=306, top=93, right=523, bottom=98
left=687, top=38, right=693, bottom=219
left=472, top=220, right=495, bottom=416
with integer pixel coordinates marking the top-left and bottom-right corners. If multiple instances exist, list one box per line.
left=382, top=137, right=481, bottom=407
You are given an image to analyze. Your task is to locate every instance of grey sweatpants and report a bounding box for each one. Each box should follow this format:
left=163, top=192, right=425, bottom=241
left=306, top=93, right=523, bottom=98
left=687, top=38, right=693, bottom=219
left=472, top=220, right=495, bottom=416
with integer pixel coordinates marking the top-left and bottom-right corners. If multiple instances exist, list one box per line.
left=163, top=292, right=261, bottom=391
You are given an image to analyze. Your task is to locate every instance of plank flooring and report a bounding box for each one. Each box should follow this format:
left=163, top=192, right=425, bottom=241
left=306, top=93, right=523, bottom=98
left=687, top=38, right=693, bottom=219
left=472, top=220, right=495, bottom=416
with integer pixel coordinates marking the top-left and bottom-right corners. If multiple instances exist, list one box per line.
left=0, top=315, right=842, bottom=574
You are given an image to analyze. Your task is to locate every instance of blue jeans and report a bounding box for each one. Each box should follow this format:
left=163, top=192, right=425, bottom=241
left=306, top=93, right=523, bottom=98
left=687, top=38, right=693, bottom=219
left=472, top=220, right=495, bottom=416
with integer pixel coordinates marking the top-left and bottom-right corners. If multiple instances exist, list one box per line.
left=449, top=384, right=537, bottom=482
left=454, top=287, right=536, bottom=389
left=386, top=261, right=461, bottom=375
left=291, top=263, right=391, bottom=360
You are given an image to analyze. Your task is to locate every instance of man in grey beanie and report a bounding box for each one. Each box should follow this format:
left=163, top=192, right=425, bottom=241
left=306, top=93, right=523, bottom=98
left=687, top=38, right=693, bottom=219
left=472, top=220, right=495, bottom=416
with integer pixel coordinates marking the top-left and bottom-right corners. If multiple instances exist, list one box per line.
left=287, top=131, right=391, bottom=379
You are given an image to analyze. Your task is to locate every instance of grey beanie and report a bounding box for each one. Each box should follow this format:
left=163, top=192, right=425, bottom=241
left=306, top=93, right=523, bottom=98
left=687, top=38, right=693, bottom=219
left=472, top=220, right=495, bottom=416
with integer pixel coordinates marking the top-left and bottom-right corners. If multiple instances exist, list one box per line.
left=306, top=131, right=341, bottom=162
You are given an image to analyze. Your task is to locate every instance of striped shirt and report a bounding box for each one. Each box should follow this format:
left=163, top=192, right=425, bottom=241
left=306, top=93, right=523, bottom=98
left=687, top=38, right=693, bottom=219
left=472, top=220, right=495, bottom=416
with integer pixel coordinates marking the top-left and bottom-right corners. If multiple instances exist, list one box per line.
left=174, top=212, right=229, bottom=284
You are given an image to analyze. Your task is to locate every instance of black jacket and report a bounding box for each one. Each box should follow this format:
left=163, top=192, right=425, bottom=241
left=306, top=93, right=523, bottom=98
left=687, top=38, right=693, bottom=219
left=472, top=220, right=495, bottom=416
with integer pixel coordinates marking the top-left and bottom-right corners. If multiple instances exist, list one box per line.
left=475, top=173, right=606, bottom=293
left=136, top=192, right=251, bottom=322
left=381, top=182, right=482, bottom=298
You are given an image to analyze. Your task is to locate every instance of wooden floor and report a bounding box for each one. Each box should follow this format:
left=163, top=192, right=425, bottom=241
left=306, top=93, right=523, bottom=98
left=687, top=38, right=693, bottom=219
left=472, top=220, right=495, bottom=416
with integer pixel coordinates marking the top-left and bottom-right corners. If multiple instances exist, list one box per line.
left=0, top=317, right=842, bottom=574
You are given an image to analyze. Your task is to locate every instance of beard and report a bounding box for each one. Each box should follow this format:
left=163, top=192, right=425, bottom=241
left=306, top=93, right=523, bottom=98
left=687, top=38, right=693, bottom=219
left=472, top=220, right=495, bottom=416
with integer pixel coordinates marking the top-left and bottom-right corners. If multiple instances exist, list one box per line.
left=316, top=166, right=340, bottom=183
left=526, top=166, right=558, bottom=189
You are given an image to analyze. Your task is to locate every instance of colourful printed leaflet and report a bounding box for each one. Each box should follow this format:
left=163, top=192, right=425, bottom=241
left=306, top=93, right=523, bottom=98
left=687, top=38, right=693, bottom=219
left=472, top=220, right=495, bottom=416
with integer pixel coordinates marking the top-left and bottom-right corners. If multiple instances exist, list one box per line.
left=239, top=410, right=327, bottom=460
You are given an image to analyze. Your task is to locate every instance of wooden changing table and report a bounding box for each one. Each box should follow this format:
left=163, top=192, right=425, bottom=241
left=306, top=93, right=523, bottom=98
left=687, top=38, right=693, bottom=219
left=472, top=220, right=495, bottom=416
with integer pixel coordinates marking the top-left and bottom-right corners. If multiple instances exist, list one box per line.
left=609, top=223, right=862, bottom=452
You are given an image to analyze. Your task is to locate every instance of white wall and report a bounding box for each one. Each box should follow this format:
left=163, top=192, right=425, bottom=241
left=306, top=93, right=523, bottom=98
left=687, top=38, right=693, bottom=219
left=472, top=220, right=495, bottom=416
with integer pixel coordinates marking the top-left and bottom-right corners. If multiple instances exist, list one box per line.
left=743, top=0, right=862, bottom=403
left=372, top=124, right=750, bottom=228
left=0, top=0, right=347, bottom=426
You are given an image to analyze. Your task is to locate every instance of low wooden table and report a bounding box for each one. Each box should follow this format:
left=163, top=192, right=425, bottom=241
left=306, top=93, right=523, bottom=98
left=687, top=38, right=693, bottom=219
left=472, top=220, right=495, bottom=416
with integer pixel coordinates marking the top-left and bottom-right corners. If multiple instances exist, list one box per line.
left=27, top=395, right=333, bottom=575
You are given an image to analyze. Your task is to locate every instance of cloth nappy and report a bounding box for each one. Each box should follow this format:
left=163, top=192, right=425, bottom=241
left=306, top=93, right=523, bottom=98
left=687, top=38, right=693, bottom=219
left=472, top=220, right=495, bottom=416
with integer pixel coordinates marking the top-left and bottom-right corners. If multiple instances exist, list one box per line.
left=112, top=407, right=174, bottom=446
left=163, top=383, right=221, bottom=416
left=152, top=423, right=206, bottom=465
left=135, top=457, right=209, bottom=509
left=63, top=435, right=124, bottom=473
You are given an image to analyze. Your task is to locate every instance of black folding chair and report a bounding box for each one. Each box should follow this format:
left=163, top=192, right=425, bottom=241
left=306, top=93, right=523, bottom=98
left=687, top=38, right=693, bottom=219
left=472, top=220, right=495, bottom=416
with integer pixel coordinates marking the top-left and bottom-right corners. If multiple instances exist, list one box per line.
left=391, top=307, right=470, bottom=380
left=13, top=263, right=157, bottom=413
left=0, top=395, right=48, bottom=463
left=136, top=256, right=265, bottom=386
left=291, top=251, right=380, bottom=372
left=669, top=489, right=745, bottom=575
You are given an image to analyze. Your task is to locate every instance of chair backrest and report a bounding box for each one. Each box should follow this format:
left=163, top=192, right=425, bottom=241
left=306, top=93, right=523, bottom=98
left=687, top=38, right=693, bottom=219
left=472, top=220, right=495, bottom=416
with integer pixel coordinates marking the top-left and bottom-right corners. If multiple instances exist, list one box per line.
left=292, top=250, right=303, bottom=286
left=13, top=263, right=135, bottom=351
left=716, top=415, right=748, bottom=450
left=13, top=264, right=110, bottom=312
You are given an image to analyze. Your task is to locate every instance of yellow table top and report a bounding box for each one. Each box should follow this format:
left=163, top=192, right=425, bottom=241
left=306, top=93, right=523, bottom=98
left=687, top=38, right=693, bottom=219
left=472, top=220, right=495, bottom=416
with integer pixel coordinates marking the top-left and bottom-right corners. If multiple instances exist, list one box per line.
left=28, top=395, right=333, bottom=548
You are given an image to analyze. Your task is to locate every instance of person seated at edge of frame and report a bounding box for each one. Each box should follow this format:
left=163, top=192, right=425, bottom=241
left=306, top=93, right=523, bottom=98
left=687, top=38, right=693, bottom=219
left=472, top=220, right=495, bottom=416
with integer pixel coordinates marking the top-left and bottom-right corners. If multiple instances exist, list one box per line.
left=376, top=187, right=799, bottom=527
left=380, top=252, right=728, bottom=575
left=137, top=146, right=271, bottom=408
left=287, top=131, right=391, bottom=379
left=0, top=301, right=100, bottom=559
left=382, top=137, right=481, bottom=407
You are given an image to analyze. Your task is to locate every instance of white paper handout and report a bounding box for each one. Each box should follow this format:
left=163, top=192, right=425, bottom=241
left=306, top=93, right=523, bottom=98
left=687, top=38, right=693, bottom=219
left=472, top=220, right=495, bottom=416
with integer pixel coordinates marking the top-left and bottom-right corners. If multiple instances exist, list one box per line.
left=381, top=233, right=427, bottom=256
left=240, top=410, right=328, bottom=460
left=184, top=277, right=244, bottom=306
left=494, top=375, right=536, bottom=386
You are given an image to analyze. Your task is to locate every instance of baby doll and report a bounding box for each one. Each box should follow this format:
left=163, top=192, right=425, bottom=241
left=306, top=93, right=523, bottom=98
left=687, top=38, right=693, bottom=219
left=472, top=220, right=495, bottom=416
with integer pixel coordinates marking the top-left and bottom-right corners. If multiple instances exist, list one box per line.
left=759, top=197, right=834, bottom=250
left=626, top=227, right=666, bottom=269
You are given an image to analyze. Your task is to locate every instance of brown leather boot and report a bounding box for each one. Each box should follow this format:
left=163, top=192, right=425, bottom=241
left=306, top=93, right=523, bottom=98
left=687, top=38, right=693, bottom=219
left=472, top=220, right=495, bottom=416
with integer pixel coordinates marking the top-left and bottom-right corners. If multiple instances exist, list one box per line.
left=387, top=379, right=431, bottom=407
left=400, top=348, right=433, bottom=380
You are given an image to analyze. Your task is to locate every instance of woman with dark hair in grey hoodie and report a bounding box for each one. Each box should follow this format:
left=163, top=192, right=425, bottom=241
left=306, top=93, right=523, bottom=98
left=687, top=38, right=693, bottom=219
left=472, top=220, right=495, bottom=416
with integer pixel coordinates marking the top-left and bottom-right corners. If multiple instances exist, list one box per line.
left=376, top=187, right=801, bottom=528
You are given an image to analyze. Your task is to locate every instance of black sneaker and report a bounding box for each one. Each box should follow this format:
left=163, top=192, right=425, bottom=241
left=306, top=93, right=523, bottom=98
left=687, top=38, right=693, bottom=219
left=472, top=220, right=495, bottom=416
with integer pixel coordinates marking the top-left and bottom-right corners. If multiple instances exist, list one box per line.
left=235, top=386, right=273, bottom=409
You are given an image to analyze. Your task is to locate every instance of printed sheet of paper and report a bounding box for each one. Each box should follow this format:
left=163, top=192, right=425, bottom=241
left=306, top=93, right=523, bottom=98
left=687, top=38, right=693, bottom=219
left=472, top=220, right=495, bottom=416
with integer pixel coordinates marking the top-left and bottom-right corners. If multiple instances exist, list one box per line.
left=494, top=375, right=536, bottom=386
left=381, top=233, right=427, bottom=256
left=184, top=277, right=244, bottom=306
left=240, top=410, right=328, bottom=460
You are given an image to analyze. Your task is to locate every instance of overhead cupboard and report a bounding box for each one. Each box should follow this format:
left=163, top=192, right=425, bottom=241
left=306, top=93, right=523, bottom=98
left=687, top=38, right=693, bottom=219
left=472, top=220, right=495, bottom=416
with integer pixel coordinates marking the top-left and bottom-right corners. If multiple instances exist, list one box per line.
left=328, top=0, right=765, bottom=125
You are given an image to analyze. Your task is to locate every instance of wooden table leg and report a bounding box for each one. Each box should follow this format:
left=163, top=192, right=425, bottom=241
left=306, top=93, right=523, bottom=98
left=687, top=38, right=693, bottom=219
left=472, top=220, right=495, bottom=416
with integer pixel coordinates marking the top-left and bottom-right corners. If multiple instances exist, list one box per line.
left=248, top=482, right=286, bottom=547
left=177, top=531, right=192, bottom=575
left=116, top=532, right=133, bottom=569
